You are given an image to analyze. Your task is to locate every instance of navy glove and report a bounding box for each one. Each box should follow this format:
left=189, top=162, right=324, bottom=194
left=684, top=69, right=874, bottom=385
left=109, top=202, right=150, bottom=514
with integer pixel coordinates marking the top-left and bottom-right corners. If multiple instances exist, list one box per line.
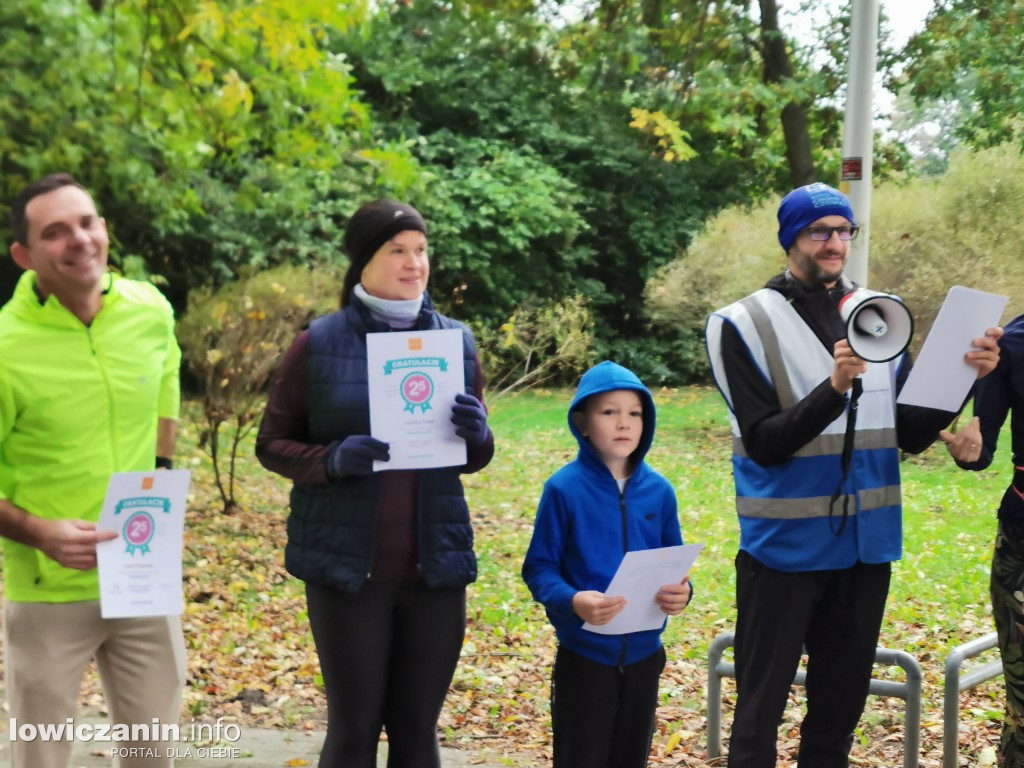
left=451, top=393, right=490, bottom=448
left=326, top=435, right=390, bottom=479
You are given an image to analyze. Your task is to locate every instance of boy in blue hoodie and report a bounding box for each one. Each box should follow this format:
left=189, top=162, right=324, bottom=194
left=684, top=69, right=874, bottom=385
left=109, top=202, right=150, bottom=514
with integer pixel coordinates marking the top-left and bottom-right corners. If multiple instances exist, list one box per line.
left=522, top=361, right=692, bottom=768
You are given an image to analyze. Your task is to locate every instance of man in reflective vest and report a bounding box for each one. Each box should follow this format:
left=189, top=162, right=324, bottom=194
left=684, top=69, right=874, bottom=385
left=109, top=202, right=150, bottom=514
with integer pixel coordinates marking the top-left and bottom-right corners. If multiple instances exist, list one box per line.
left=705, top=182, right=1002, bottom=768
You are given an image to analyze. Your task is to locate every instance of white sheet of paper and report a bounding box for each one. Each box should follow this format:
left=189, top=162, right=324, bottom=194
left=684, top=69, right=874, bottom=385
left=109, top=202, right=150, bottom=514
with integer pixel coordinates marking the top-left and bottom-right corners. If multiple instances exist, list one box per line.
left=367, top=328, right=468, bottom=471
left=896, top=285, right=1007, bottom=411
left=96, top=470, right=190, bottom=619
left=583, top=543, right=703, bottom=635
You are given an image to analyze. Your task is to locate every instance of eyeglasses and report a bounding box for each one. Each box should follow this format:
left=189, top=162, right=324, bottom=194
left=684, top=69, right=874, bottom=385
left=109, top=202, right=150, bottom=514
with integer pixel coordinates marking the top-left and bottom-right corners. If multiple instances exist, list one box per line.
left=803, top=225, right=860, bottom=242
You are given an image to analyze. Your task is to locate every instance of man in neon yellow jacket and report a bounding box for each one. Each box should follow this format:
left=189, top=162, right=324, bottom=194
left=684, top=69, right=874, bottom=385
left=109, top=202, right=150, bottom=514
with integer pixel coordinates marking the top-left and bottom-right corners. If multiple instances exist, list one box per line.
left=0, top=174, right=185, bottom=768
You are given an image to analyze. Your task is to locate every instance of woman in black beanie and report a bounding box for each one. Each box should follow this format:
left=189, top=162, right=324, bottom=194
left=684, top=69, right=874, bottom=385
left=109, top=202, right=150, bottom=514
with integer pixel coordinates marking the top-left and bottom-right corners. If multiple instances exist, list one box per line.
left=256, top=199, right=494, bottom=767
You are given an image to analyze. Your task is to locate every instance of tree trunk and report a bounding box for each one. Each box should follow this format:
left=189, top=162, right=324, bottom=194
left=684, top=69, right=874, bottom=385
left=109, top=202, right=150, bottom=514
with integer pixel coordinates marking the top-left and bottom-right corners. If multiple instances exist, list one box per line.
left=759, top=0, right=817, bottom=187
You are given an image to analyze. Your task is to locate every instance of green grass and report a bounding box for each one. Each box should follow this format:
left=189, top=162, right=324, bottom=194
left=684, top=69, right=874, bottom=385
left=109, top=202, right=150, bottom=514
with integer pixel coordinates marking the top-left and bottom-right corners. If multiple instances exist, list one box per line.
left=464, top=387, right=1012, bottom=762
left=137, top=388, right=1013, bottom=764
left=477, top=387, right=1012, bottom=650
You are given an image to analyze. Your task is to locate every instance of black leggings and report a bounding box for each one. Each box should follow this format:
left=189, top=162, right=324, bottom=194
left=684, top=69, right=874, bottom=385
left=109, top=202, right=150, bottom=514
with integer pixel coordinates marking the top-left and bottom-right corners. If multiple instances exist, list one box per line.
left=305, top=580, right=466, bottom=768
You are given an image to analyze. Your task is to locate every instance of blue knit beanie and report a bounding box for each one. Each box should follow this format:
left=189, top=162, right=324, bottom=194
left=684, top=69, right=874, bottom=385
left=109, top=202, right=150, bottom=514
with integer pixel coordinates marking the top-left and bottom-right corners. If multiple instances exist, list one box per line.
left=777, top=183, right=855, bottom=252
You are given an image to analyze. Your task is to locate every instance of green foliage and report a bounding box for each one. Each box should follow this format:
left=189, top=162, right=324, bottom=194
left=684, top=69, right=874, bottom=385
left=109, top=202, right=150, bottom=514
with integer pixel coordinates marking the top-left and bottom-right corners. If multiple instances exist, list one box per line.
left=177, top=263, right=342, bottom=512
left=646, top=143, right=1024, bottom=372
left=900, top=0, right=1024, bottom=151
left=869, top=144, right=1024, bottom=341
left=0, top=0, right=935, bottom=384
left=0, top=0, right=416, bottom=306
left=644, top=199, right=783, bottom=370
left=473, top=294, right=596, bottom=395
left=343, top=0, right=727, bottom=385
left=416, top=134, right=588, bottom=314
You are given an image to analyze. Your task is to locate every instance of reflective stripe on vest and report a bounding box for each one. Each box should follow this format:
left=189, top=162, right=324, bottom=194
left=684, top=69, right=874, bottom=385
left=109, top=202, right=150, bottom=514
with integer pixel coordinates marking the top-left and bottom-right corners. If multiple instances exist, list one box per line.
left=706, top=288, right=905, bottom=570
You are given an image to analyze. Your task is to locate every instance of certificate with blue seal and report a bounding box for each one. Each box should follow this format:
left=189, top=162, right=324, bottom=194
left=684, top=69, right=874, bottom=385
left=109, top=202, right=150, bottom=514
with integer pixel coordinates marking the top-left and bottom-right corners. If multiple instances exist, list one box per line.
left=96, top=469, right=191, bottom=618
left=366, top=328, right=467, bottom=471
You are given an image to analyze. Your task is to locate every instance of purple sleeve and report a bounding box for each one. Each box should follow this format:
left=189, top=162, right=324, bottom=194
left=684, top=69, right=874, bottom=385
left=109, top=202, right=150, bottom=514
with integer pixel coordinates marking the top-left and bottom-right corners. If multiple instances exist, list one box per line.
left=255, top=331, right=331, bottom=485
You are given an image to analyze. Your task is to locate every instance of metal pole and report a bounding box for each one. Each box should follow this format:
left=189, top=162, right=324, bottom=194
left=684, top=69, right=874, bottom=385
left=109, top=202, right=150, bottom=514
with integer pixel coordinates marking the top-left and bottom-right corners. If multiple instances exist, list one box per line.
left=706, top=631, right=922, bottom=768
left=943, top=632, right=1001, bottom=768
left=706, top=631, right=734, bottom=758
left=840, top=0, right=880, bottom=288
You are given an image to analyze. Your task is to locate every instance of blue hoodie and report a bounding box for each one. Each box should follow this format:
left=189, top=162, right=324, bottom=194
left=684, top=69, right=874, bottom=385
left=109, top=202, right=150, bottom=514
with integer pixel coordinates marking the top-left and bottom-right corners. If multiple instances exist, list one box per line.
left=522, top=361, right=683, bottom=666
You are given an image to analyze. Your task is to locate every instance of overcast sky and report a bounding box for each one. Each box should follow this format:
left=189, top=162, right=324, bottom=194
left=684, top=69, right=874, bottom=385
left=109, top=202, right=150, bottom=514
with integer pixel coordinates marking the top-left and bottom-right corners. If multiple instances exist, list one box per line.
left=783, top=0, right=934, bottom=50
left=878, top=0, right=935, bottom=47
left=783, top=0, right=939, bottom=140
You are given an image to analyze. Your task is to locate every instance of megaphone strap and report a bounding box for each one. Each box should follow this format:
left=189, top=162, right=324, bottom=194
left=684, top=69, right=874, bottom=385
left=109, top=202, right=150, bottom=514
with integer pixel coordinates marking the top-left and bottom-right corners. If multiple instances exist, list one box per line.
left=829, top=378, right=863, bottom=537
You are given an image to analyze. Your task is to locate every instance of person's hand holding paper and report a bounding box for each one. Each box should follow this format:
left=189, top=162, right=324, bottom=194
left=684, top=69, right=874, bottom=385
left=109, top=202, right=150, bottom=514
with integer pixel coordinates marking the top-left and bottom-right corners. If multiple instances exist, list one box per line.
left=896, top=286, right=1006, bottom=411
left=581, top=544, right=702, bottom=635
left=655, top=576, right=693, bottom=616
left=572, top=591, right=627, bottom=625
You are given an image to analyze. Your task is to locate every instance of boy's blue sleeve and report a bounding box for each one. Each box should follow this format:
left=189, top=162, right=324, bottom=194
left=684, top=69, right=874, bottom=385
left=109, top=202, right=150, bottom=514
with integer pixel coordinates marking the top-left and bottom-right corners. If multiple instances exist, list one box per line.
left=662, top=484, right=683, bottom=547
left=522, top=482, right=579, bottom=622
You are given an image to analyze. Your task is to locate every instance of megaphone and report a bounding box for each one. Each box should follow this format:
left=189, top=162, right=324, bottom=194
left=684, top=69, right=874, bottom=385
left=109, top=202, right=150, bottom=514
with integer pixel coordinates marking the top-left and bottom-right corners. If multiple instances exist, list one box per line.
left=838, top=289, right=914, bottom=363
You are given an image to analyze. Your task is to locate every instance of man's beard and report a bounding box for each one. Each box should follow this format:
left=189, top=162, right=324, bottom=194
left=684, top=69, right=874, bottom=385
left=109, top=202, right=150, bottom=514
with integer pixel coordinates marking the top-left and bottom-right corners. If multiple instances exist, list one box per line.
left=792, top=249, right=844, bottom=286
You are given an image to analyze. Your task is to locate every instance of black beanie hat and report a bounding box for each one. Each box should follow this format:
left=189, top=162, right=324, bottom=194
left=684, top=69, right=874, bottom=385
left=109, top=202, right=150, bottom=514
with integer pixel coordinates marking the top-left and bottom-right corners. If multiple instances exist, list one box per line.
left=340, top=199, right=427, bottom=305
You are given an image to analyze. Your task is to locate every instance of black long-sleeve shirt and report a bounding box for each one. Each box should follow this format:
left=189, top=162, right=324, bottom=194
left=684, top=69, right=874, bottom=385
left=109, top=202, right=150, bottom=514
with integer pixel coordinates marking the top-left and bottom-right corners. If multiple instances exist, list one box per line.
left=956, top=314, right=1024, bottom=522
left=720, top=271, right=961, bottom=467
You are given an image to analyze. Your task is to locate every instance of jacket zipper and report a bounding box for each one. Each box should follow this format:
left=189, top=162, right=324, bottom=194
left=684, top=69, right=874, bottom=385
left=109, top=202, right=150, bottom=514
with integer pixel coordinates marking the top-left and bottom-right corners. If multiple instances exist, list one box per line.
left=617, top=480, right=630, bottom=670
left=86, top=324, right=119, bottom=469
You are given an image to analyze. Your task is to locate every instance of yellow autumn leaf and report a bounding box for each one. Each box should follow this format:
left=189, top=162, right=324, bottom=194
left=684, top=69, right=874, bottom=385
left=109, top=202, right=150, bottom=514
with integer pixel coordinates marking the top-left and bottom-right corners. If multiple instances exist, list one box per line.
left=284, top=759, right=310, bottom=766
left=665, top=730, right=684, bottom=755
left=206, top=349, right=224, bottom=366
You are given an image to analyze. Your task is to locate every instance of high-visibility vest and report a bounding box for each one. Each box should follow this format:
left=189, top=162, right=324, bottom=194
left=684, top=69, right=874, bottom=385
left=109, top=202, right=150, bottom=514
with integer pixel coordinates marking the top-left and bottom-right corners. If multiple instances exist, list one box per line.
left=706, top=288, right=904, bottom=571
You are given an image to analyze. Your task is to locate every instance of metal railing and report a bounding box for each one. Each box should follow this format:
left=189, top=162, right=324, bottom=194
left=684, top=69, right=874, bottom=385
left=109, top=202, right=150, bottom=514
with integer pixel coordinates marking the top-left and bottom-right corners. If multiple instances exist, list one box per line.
left=943, top=632, right=1002, bottom=768
left=707, top=630, right=923, bottom=768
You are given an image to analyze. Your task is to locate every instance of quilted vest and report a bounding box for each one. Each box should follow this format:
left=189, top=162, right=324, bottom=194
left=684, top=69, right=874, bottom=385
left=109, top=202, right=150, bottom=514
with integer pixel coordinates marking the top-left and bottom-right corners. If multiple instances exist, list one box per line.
left=286, top=298, right=478, bottom=592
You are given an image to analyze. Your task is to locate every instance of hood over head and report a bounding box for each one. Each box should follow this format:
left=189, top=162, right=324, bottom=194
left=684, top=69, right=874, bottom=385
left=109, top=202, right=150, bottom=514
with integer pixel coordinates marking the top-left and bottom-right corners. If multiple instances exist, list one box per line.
left=568, top=360, right=656, bottom=468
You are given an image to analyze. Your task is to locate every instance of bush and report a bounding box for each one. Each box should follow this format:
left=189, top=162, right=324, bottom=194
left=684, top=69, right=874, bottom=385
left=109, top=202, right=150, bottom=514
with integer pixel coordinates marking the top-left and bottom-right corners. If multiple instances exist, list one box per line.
left=869, top=144, right=1024, bottom=340
left=177, top=263, right=343, bottom=512
left=594, top=330, right=711, bottom=386
left=644, top=199, right=784, bottom=336
left=646, top=143, right=1024, bottom=374
left=473, top=294, right=597, bottom=395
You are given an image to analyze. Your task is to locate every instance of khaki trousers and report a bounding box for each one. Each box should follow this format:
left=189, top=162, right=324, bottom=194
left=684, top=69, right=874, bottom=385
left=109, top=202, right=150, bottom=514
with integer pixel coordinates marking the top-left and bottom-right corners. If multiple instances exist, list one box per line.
left=4, top=600, right=186, bottom=768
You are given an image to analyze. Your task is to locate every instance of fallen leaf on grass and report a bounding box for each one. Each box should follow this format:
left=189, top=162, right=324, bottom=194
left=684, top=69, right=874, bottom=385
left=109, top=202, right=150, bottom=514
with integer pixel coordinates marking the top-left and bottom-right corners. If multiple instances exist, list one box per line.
left=664, top=730, right=683, bottom=755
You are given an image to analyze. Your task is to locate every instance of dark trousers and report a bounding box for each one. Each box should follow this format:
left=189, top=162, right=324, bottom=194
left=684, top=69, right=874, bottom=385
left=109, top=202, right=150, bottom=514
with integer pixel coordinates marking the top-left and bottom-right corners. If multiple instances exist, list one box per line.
left=551, top=645, right=666, bottom=768
left=991, top=520, right=1024, bottom=767
left=727, top=550, right=891, bottom=768
left=305, top=580, right=466, bottom=768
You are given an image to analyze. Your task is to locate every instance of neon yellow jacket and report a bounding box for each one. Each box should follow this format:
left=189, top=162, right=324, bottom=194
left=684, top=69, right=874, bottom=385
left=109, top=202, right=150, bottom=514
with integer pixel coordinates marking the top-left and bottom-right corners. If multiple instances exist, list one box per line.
left=0, top=271, right=181, bottom=602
